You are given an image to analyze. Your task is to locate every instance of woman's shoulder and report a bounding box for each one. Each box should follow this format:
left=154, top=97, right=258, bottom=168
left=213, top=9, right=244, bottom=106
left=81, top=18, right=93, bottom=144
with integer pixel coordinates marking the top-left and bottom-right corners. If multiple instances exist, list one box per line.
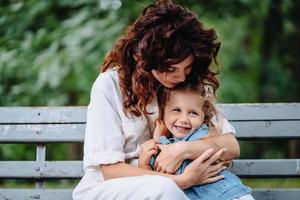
left=94, top=67, right=118, bottom=85
left=93, top=68, right=120, bottom=100
left=93, top=67, right=119, bottom=92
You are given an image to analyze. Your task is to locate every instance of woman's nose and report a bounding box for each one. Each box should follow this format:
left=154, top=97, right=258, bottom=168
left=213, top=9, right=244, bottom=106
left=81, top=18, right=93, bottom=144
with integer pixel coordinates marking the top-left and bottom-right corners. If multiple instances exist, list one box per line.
left=175, top=71, right=186, bottom=82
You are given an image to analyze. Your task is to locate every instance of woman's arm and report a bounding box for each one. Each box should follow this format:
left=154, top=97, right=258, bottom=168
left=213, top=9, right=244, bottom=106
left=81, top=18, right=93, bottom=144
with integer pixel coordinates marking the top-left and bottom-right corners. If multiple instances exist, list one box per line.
left=154, top=133, right=239, bottom=173
left=183, top=133, right=240, bottom=160
left=101, top=148, right=227, bottom=189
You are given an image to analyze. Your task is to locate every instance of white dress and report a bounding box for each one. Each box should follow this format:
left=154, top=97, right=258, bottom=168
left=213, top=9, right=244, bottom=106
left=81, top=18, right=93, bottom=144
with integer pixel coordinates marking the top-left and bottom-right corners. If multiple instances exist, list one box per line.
left=72, top=68, right=236, bottom=200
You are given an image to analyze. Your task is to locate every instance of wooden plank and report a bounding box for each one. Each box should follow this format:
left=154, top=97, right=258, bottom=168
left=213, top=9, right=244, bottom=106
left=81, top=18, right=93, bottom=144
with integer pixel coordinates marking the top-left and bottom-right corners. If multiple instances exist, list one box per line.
left=229, top=159, right=300, bottom=177
left=0, top=189, right=73, bottom=200
left=1, top=104, right=300, bottom=124
left=0, top=107, right=86, bottom=124
left=252, top=188, right=300, bottom=200
left=218, top=103, right=300, bottom=120
left=0, top=161, right=84, bottom=178
left=1, top=120, right=299, bottom=143
left=0, top=160, right=299, bottom=179
left=232, top=121, right=300, bottom=139
left=0, top=124, right=85, bottom=143
left=0, top=188, right=300, bottom=200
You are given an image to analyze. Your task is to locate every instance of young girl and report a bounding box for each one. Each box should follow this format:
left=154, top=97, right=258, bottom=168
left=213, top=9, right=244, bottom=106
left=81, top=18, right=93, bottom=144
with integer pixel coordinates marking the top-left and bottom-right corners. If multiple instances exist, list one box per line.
left=139, top=81, right=254, bottom=200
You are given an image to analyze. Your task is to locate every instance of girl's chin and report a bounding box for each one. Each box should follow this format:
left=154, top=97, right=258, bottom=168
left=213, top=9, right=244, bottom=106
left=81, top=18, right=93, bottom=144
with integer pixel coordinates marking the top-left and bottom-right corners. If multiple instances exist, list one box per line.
left=172, top=132, right=189, bottom=138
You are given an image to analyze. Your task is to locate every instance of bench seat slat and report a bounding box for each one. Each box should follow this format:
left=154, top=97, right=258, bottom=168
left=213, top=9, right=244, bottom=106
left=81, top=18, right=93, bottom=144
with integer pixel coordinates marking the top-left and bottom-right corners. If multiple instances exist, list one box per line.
left=1, top=160, right=299, bottom=178
left=252, top=188, right=300, bottom=200
left=0, top=188, right=300, bottom=200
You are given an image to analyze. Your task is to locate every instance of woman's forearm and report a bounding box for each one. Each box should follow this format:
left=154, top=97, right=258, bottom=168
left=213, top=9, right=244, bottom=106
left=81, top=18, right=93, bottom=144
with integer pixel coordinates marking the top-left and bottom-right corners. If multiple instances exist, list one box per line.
left=183, top=133, right=240, bottom=161
left=100, top=163, right=189, bottom=189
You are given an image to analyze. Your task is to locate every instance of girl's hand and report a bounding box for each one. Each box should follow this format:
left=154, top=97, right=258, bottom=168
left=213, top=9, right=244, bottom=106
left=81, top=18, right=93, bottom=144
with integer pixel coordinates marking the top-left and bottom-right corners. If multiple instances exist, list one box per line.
left=179, top=148, right=227, bottom=189
left=153, top=120, right=169, bottom=141
left=154, top=141, right=186, bottom=174
left=138, top=139, right=159, bottom=170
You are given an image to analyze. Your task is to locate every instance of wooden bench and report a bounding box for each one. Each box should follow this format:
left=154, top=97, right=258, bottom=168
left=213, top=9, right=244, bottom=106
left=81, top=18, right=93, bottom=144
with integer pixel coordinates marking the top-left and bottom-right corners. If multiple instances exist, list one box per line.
left=0, top=103, right=299, bottom=200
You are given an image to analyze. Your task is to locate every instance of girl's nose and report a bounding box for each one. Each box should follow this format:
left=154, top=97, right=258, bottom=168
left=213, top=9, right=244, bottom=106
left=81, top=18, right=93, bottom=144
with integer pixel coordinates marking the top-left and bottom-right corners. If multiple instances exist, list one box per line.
left=179, top=114, right=189, bottom=124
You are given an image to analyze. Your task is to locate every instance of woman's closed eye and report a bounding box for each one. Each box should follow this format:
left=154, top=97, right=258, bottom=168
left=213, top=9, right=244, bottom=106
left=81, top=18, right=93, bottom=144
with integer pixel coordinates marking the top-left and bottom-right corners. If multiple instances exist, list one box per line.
left=167, top=67, right=176, bottom=72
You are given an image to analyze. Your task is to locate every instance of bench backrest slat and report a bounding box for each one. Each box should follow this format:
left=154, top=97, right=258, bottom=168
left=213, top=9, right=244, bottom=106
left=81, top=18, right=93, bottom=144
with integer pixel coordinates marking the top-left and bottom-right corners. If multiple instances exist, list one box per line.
left=0, top=124, right=85, bottom=142
left=0, top=161, right=83, bottom=178
left=0, top=188, right=300, bottom=200
left=218, top=103, right=300, bottom=120
left=0, top=159, right=299, bottom=178
left=0, top=107, right=87, bottom=124
left=1, top=120, right=300, bottom=143
left=1, top=104, right=299, bottom=124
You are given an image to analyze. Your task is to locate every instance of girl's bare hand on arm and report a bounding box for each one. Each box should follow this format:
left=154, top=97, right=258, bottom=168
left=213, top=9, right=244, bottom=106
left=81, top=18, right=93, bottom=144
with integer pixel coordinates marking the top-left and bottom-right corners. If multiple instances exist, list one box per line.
left=138, top=139, right=159, bottom=170
left=154, top=141, right=187, bottom=174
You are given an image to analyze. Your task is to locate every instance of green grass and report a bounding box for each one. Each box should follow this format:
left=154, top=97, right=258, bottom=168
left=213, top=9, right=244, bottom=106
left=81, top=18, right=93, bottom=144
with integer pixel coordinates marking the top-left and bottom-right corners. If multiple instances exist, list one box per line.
left=242, top=178, right=300, bottom=188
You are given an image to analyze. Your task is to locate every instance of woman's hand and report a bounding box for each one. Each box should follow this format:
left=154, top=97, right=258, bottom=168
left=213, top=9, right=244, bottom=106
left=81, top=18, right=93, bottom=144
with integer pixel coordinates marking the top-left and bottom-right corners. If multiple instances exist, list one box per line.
left=138, top=139, right=159, bottom=170
left=154, top=141, right=187, bottom=174
left=178, top=148, right=227, bottom=189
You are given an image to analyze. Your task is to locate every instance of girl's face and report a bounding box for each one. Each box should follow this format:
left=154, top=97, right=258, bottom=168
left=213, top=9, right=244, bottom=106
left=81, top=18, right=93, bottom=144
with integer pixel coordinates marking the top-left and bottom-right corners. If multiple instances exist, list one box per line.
left=163, top=90, right=205, bottom=138
left=151, top=54, right=194, bottom=88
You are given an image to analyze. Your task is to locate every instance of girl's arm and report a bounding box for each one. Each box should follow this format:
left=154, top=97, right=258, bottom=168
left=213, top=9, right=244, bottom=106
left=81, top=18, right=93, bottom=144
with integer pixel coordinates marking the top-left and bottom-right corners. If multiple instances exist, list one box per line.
left=101, top=148, right=227, bottom=189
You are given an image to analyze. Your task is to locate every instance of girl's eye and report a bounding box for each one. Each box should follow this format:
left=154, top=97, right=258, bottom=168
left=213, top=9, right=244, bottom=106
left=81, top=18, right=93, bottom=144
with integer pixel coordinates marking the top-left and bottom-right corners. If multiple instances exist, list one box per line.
left=172, top=108, right=181, bottom=112
left=190, top=111, right=198, bottom=116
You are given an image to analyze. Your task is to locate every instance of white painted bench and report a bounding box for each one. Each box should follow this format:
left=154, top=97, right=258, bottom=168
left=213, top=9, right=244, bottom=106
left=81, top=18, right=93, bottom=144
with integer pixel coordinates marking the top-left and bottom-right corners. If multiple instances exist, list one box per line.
left=0, top=103, right=299, bottom=200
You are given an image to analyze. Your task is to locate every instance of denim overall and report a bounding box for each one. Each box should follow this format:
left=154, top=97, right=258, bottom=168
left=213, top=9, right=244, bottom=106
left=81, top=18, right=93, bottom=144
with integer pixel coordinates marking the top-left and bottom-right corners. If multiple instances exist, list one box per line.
left=150, top=125, right=251, bottom=200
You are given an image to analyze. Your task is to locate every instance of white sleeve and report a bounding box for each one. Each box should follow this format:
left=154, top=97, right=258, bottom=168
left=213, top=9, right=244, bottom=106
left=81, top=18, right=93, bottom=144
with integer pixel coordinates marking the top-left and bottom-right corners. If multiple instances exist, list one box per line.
left=211, top=116, right=236, bottom=134
left=220, top=118, right=236, bottom=134
left=83, top=83, right=125, bottom=171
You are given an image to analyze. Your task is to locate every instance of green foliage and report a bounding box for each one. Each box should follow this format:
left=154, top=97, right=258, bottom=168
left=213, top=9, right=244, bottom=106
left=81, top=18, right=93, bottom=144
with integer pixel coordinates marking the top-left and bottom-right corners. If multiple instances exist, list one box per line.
left=1, top=0, right=299, bottom=106
left=0, top=0, right=126, bottom=106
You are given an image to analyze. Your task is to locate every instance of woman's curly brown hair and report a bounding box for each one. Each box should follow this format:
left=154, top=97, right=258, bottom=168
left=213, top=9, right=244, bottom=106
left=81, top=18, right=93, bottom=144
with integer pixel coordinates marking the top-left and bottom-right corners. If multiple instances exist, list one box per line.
left=102, top=0, right=220, bottom=117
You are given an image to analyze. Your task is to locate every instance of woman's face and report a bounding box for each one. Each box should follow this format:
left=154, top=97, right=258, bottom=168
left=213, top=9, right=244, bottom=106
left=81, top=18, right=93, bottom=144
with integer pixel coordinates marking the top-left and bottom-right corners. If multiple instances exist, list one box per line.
left=151, top=54, right=194, bottom=88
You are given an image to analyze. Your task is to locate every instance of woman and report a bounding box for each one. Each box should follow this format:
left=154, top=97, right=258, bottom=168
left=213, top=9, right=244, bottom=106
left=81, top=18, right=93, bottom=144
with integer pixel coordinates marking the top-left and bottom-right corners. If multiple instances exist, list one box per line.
left=73, top=1, right=240, bottom=199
